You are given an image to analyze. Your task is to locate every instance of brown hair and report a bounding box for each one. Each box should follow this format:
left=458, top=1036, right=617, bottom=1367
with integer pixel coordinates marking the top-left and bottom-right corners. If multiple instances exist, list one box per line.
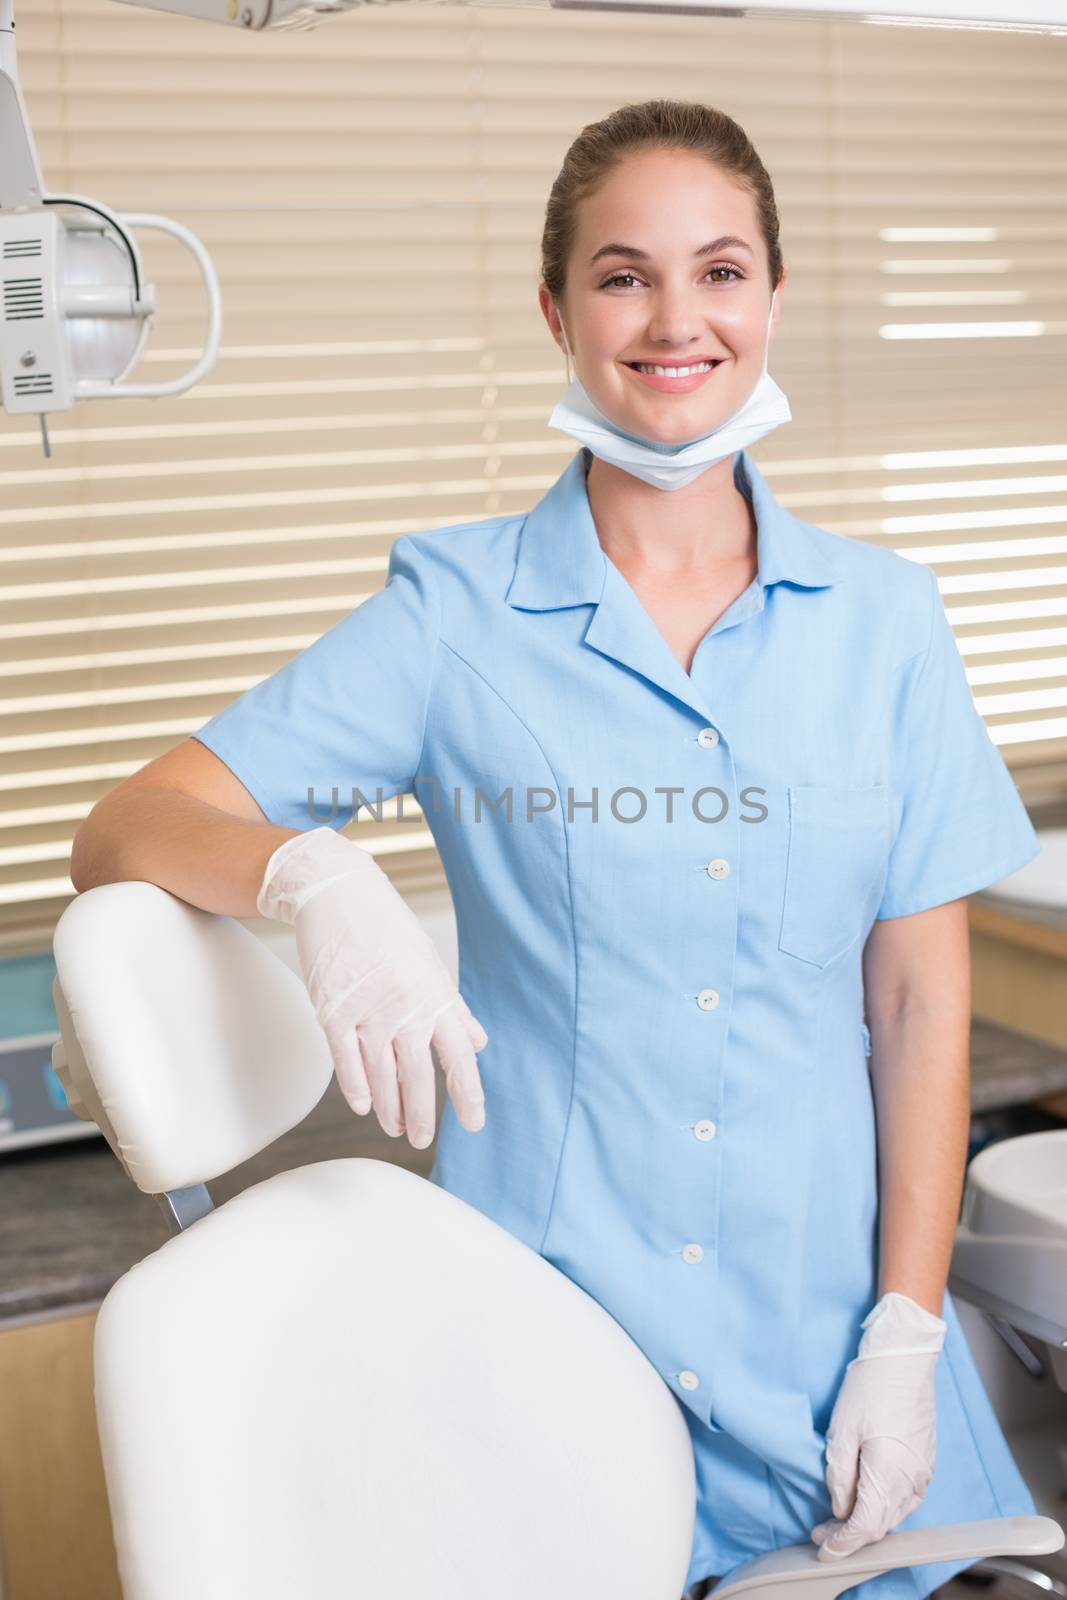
left=540, top=99, right=783, bottom=305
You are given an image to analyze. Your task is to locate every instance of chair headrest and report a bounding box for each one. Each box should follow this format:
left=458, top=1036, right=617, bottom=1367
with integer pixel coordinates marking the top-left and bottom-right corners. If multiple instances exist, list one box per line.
left=52, top=882, right=332, bottom=1195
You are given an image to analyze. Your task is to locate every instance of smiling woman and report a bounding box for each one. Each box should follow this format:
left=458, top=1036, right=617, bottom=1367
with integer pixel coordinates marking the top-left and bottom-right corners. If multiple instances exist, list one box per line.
left=538, top=108, right=793, bottom=507
left=539, top=104, right=783, bottom=435
left=105, top=93, right=1045, bottom=1600
left=517, top=100, right=1040, bottom=1600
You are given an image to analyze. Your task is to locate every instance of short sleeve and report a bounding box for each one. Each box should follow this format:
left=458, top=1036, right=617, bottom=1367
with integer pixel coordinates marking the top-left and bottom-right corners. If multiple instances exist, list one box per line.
left=190, top=534, right=439, bottom=832
left=875, top=562, right=1039, bottom=920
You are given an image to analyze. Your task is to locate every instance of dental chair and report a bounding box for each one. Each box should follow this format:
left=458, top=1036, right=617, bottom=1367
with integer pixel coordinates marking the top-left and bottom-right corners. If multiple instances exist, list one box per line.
left=949, top=1127, right=1067, bottom=1595
left=50, top=880, right=1064, bottom=1600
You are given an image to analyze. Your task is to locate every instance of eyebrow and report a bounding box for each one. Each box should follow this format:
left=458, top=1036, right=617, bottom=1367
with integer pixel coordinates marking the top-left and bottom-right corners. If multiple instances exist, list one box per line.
left=588, top=235, right=755, bottom=267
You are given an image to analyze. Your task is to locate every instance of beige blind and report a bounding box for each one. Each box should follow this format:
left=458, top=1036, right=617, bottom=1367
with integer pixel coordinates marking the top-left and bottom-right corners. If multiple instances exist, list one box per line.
left=3, top=0, right=1066, bottom=952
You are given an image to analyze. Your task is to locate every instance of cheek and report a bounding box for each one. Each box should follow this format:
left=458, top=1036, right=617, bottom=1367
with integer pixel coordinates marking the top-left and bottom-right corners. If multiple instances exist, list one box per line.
left=715, top=306, right=767, bottom=350
left=583, top=299, right=643, bottom=355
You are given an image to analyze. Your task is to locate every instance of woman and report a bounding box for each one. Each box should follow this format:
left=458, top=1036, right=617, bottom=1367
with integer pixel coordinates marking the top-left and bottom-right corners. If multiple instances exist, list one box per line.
left=73, top=100, right=1040, bottom=1600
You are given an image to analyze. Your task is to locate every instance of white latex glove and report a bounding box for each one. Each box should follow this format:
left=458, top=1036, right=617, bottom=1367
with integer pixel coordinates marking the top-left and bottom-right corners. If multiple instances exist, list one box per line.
left=810, top=1290, right=947, bottom=1561
left=258, top=826, right=489, bottom=1150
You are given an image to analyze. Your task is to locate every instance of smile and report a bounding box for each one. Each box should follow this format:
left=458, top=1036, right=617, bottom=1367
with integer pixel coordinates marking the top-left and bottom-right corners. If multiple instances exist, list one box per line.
left=622, top=359, right=724, bottom=393
left=629, top=361, right=718, bottom=376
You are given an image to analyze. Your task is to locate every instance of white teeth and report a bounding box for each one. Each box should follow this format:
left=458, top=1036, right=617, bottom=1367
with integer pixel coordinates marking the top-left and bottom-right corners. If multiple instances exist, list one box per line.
left=634, top=361, right=716, bottom=377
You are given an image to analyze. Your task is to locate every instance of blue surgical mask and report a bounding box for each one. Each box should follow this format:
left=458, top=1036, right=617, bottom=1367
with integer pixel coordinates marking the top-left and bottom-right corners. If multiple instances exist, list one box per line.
left=546, top=298, right=790, bottom=491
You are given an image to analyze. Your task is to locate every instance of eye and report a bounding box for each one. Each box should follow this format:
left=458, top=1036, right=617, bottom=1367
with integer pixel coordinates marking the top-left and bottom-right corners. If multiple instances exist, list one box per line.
left=598, top=264, right=745, bottom=289
left=706, top=264, right=744, bottom=283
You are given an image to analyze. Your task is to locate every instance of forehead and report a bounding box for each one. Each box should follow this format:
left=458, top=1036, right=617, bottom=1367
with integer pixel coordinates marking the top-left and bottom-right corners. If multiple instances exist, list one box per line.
left=574, top=149, right=757, bottom=248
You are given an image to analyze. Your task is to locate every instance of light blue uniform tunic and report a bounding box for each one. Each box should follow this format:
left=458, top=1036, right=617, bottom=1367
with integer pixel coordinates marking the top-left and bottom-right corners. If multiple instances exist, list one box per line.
left=193, top=447, right=1041, bottom=1600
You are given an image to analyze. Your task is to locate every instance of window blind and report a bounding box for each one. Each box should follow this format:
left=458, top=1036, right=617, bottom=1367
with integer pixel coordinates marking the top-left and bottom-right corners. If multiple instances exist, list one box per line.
left=3, top=0, right=1065, bottom=951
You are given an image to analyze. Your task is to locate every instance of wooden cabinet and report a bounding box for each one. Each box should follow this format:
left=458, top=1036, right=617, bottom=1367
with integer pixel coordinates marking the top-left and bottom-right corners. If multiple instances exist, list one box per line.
left=969, top=899, right=1067, bottom=1117
left=0, top=1308, right=121, bottom=1600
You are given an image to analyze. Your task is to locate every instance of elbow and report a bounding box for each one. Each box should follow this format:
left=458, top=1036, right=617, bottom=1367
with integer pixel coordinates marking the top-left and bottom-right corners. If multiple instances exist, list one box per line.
left=70, top=803, right=114, bottom=894
left=69, top=818, right=94, bottom=894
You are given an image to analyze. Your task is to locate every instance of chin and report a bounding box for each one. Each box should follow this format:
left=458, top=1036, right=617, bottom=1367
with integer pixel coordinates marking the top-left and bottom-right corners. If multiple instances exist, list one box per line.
left=637, top=410, right=730, bottom=443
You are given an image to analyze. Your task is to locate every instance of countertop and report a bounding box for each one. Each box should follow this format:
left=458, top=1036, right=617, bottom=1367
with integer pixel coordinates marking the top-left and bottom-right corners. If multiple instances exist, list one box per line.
left=3, top=1015, right=1067, bottom=1327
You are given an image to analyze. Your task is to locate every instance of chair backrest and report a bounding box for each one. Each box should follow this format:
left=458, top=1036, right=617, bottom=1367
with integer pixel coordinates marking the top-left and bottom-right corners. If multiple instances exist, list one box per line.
left=52, top=881, right=333, bottom=1194
left=53, top=883, right=698, bottom=1600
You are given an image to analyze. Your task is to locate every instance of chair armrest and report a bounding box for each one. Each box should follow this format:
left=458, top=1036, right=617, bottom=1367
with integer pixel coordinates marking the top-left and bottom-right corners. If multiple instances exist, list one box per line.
left=714, top=1515, right=1065, bottom=1600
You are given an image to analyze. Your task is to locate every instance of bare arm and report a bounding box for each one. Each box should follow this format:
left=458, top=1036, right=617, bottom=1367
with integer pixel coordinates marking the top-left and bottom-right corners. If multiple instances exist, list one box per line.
left=861, top=898, right=972, bottom=1317
left=70, top=738, right=302, bottom=918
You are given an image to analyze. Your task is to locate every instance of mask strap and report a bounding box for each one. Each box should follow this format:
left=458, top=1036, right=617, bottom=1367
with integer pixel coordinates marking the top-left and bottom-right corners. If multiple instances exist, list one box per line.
left=556, top=305, right=574, bottom=386
left=763, top=290, right=777, bottom=372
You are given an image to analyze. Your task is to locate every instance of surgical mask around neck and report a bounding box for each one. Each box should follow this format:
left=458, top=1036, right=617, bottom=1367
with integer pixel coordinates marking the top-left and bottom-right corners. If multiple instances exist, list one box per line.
left=546, top=299, right=791, bottom=492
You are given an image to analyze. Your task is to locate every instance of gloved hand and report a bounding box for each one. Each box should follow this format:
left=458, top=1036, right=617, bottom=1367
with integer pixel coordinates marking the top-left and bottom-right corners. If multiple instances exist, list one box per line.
left=258, top=825, right=489, bottom=1151
left=810, top=1290, right=947, bottom=1561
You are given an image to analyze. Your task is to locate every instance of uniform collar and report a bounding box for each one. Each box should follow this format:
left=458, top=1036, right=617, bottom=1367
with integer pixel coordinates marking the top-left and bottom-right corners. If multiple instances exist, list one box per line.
left=505, top=446, right=842, bottom=613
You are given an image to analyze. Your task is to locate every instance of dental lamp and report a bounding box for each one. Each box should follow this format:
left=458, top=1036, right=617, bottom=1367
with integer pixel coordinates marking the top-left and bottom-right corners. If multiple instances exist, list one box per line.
left=0, top=0, right=222, bottom=459
left=0, top=0, right=1062, bottom=460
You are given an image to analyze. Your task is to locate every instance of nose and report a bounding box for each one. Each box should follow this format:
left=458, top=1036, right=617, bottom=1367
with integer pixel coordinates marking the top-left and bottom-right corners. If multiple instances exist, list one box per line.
left=644, top=290, right=713, bottom=351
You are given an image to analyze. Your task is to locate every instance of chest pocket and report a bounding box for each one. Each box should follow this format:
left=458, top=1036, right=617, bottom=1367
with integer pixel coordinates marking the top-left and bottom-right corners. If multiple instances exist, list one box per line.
left=778, top=784, right=890, bottom=968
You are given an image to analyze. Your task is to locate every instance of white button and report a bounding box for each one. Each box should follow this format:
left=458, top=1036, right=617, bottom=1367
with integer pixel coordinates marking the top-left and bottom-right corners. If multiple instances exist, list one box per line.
left=694, top=1120, right=717, bottom=1141
left=682, top=1243, right=704, bottom=1264
left=697, top=988, right=719, bottom=1010
left=679, top=1370, right=700, bottom=1390
left=697, top=728, right=719, bottom=749
left=706, top=858, right=730, bottom=880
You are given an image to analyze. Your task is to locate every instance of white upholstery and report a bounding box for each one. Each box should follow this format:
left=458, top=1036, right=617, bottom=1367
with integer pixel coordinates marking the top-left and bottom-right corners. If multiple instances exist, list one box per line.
left=93, top=1154, right=696, bottom=1599
left=51, top=880, right=1064, bottom=1600
left=51, top=882, right=332, bottom=1194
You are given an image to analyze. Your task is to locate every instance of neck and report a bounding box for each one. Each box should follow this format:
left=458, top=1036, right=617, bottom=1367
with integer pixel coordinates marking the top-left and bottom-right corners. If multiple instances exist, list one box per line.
left=584, top=450, right=756, bottom=578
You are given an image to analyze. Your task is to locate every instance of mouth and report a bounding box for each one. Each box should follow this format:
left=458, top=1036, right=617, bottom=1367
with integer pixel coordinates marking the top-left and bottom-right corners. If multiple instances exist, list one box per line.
left=622, top=358, right=725, bottom=394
